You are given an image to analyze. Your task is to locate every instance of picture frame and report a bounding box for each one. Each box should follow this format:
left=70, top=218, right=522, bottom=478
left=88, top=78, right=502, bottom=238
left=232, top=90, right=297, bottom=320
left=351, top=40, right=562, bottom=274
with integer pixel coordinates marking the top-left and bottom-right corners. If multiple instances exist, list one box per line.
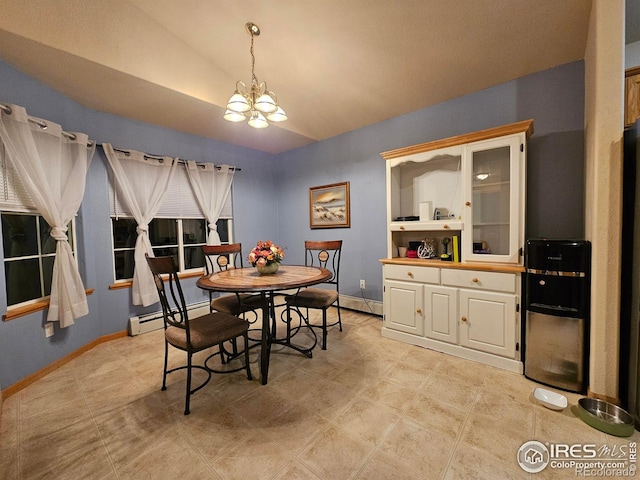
left=309, top=181, right=351, bottom=229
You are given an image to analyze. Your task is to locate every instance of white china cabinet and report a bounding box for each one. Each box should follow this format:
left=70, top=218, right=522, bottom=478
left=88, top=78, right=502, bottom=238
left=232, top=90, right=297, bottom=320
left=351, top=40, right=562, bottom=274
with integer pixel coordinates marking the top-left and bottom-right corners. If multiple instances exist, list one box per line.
left=380, top=120, right=533, bottom=373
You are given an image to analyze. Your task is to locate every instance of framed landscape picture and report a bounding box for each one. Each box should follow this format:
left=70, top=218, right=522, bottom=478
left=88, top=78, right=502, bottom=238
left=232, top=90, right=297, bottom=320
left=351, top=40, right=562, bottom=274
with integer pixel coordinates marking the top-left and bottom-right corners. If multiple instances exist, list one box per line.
left=309, top=181, right=351, bottom=229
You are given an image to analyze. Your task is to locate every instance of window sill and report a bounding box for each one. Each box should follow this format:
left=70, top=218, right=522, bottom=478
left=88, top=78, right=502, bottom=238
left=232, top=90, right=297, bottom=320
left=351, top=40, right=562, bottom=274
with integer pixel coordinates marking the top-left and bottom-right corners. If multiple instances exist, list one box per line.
left=3, top=288, right=95, bottom=322
left=108, top=269, right=205, bottom=290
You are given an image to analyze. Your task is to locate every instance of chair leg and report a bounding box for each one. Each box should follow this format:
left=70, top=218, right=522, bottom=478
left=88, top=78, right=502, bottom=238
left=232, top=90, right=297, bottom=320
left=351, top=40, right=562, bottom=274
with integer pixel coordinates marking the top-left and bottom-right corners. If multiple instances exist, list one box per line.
left=286, top=305, right=292, bottom=342
left=243, top=333, right=253, bottom=380
left=219, top=344, right=227, bottom=364
left=184, top=353, right=192, bottom=415
left=162, top=339, right=169, bottom=391
left=336, top=298, right=343, bottom=332
left=321, top=308, right=328, bottom=350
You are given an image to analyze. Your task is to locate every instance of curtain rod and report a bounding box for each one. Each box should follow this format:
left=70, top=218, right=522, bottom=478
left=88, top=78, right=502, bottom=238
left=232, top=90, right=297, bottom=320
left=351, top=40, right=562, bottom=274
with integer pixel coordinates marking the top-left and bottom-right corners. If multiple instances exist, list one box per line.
left=0, top=103, right=94, bottom=147
left=111, top=146, right=241, bottom=171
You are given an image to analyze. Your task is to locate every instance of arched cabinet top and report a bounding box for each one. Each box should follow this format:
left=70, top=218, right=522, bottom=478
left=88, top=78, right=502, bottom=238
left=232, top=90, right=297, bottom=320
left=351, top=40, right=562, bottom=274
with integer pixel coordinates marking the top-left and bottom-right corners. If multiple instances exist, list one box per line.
left=380, top=119, right=534, bottom=160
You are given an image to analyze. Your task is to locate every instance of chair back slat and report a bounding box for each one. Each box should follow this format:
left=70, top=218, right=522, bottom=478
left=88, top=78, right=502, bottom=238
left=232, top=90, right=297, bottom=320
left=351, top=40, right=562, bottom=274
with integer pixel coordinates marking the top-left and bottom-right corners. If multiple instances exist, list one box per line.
left=304, top=240, right=342, bottom=288
left=203, top=243, right=244, bottom=274
left=146, top=255, right=190, bottom=334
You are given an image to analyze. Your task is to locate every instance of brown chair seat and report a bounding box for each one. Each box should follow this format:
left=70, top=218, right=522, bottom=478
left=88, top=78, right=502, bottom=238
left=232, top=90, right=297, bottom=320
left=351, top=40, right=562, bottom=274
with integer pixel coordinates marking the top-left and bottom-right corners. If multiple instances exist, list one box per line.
left=165, top=312, right=250, bottom=351
left=211, top=292, right=265, bottom=316
left=285, top=288, right=339, bottom=309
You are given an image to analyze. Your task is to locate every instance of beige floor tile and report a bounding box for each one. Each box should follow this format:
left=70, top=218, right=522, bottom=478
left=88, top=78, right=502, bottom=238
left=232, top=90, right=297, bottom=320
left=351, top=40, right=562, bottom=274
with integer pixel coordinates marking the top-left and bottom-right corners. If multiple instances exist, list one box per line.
left=299, top=425, right=374, bottom=480
left=230, top=385, right=296, bottom=427
left=356, top=450, right=427, bottom=479
left=405, top=388, right=470, bottom=438
left=379, top=417, right=456, bottom=479
left=116, top=434, right=212, bottom=480
left=458, top=412, right=533, bottom=468
left=384, top=358, right=435, bottom=389
left=0, top=443, right=19, bottom=480
left=361, top=378, right=419, bottom=413
left=20, top=417, right=114, bottom=480
left=435, top=355, right=494, bottom=387
left=209, top=430, right=294, bottom=480
left=0, top=394, right=18, bottom=448
left=297, top=377, right=358, bottom=420
left=535, top=404, right=608, bottom=445
left=272, top=460, right=323, bottom=480
left=19, top=376, right=85, bottom=419
left=334, top=396, right=401, bottom=447
left=179, top=405, right=253, bottom=462
left=261, top=404, right=332, bottom=454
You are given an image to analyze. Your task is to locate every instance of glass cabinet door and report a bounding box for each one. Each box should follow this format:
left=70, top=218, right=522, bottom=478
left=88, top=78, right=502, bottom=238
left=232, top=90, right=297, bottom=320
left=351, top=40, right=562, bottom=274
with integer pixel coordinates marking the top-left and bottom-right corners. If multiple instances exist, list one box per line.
left=463, top=135, right=523, bottom=263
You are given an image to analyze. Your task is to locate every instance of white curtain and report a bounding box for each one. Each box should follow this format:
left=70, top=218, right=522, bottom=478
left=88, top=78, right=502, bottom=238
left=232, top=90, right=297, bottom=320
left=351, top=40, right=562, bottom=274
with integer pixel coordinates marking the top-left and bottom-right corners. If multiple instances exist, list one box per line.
left=185, top=161, right=234, bottom=245
left=103, top=144, right=177, bottom=306
left=0, top=104, right=95, bottom=327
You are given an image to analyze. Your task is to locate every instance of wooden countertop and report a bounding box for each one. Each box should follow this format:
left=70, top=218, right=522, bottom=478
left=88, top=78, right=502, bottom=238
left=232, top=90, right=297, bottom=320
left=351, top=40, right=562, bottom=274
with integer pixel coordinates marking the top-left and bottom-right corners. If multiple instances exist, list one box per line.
left=379, top=257, right=525, bottom=274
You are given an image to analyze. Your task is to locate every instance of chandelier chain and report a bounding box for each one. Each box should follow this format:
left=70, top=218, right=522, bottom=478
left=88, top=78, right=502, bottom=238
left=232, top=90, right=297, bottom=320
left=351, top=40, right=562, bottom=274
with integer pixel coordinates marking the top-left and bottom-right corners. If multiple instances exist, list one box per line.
left=250, top=33, right=258, bottom=88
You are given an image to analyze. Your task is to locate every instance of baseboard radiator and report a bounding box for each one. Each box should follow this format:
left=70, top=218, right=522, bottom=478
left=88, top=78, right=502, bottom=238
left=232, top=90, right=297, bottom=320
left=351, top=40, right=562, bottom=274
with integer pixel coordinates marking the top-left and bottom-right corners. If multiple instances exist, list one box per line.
left=128, top=301, right=210, bottom=336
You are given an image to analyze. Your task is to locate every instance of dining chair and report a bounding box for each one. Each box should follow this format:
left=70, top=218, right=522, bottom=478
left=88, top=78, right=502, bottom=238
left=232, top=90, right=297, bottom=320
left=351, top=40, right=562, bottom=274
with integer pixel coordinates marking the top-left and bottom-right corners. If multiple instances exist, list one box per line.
left=146, top=255, right=252, bottom=415
left=202, top=244, right=264, bottom=318
left=285, top=240, right=343, bottom=350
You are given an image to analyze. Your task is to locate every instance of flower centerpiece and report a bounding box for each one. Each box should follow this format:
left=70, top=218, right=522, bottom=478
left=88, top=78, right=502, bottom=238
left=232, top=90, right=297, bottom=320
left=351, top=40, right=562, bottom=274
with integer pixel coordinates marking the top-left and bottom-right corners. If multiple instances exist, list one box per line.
left=248, top=240, right=284, bottom=275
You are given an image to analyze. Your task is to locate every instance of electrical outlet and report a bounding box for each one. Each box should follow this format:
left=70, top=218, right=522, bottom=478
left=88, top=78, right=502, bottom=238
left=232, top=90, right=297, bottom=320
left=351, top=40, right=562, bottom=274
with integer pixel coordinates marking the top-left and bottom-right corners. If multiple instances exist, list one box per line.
left=44, top=322, right=54, bottom=338
left=360, top=279, right=366, bottom=289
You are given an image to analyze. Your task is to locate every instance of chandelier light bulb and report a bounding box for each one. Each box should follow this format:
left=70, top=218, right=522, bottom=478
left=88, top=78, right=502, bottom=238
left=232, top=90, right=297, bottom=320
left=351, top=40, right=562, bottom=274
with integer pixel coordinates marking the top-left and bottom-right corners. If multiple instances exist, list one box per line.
left=254, top=93, right=278, bottom=113
left=223, top=109, right=247, bottom=122
left=267, top=107, right=287, bottom=122
left=227, top=91, right=251, bottom=113
left=248, top=111, right=269, bottom=129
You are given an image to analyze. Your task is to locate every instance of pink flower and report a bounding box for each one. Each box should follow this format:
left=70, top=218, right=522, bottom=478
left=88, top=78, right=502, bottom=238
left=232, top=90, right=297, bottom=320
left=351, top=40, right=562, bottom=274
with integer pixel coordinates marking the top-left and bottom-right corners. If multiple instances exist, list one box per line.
left=248, top=240, right=284, bottom=267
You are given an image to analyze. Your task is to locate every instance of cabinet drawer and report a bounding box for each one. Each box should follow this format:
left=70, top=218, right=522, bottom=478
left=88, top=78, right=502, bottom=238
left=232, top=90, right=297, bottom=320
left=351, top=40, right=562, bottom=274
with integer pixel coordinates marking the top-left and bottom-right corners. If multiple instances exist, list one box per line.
left=385, top=264, right=440, bottom=284
left=441, top=269, right=516, bottom=293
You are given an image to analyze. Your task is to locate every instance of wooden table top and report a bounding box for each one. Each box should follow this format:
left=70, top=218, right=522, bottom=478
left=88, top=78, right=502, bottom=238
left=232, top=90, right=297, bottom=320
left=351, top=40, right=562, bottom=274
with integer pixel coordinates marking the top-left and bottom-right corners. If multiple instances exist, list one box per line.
left=196, top=265, right=332, bottom=293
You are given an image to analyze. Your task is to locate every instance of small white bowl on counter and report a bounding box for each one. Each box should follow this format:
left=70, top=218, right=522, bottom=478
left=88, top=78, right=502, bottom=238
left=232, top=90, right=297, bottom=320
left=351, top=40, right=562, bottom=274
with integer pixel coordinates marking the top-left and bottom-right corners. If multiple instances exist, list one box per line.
left=534, top=387, right=568, bottom=411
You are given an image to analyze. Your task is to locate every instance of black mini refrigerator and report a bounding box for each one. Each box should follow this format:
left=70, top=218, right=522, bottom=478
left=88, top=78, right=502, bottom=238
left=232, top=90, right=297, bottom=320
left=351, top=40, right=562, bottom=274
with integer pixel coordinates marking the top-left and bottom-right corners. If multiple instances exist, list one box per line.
left=524, top=239, right=591, bottom=393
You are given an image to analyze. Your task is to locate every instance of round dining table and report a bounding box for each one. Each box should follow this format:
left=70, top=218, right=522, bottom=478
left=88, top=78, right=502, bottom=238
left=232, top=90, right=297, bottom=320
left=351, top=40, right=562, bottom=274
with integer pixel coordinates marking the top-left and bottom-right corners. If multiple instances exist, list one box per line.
left=197, top=264, right=332, bottom=384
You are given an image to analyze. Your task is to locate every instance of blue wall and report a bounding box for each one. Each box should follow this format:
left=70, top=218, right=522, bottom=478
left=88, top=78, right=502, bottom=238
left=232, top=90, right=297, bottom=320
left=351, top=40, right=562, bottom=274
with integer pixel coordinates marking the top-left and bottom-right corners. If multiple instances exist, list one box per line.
left=276, top=61, right=585, bottom=302
left=0, top=59, right=585, bottom=389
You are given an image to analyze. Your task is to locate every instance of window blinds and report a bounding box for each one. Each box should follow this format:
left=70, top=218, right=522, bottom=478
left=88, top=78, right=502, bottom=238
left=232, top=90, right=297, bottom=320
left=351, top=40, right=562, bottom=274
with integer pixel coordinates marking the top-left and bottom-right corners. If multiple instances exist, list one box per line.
left=108, top=161, right=233, bottom=219
left=0, top=140, right=37, bottom=212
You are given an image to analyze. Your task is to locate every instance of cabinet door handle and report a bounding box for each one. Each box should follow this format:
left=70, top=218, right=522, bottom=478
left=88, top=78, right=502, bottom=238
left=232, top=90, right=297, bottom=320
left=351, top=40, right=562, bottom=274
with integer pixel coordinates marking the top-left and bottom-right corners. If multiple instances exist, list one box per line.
left=416, top=308, right=422, bottom=314
left=400, top=226, right=405, bottom=230
left=471, top=277, right=478, bottom=283
left=407, top=271, right=413, bottom=277
left=465, top=201, right=471, bottom=206
left=461, top=316, right=467, bottom=322
left=443, top=224, right=449, bottom=229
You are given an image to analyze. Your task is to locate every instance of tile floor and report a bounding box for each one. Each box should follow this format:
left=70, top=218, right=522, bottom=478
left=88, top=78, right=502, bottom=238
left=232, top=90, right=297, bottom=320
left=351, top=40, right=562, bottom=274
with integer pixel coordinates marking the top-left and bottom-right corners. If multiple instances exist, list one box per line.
left=1, top=308, right=639, bottom=479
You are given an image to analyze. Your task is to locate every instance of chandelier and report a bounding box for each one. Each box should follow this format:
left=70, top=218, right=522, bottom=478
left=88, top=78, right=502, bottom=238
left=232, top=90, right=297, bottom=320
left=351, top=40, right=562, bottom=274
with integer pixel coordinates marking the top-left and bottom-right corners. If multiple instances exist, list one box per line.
left=223, top=22, right=287, bottom=129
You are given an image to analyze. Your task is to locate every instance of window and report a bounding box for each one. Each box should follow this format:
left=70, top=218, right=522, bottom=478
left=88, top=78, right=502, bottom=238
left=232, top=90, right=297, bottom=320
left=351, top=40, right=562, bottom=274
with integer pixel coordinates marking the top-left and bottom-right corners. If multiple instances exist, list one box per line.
left=1, top=212, right=75, bottom=306
left=109, top=163, right=233, bottom=281
left=111, top=217, right=230, bottom=280
left=1, top=142, right=79, bottom=307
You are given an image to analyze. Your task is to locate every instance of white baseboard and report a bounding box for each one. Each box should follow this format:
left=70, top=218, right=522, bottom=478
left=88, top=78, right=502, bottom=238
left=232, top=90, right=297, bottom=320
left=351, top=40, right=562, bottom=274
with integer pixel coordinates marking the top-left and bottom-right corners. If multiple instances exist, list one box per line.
left=339, top=294, right=383, bottom=316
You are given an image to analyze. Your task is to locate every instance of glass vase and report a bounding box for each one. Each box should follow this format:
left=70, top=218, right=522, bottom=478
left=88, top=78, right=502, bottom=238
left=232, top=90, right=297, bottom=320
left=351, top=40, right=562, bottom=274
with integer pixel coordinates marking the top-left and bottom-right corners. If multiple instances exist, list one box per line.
left=256, top=262, right=279, bottom=275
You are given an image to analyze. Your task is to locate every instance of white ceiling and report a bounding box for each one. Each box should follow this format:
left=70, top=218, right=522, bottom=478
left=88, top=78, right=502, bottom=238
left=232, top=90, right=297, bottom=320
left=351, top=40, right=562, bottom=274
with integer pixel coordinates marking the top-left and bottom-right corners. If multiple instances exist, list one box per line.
left=0, top=0, right=593, bottom=154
